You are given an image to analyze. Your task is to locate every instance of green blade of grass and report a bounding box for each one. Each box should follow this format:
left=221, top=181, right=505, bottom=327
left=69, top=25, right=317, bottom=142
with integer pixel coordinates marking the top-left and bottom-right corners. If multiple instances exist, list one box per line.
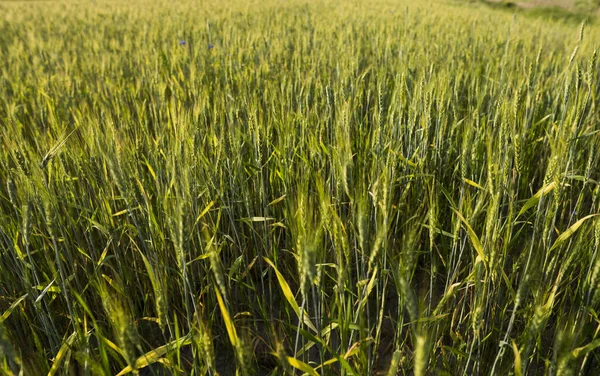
left=452, top=209, right=486, bottom=265
left=115, top=334, right=191, bottom=375
left=264, top=257, right=318, bottom=332
left=517, top=182, right=556, bottom=218
left=0, top=294, right=28, bottom=324
left=549, top=214, right=598, bottom=252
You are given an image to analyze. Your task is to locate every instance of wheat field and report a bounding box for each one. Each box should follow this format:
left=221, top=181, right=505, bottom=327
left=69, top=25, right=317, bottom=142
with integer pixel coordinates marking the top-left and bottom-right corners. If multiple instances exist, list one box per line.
left=1, top=0, right=600, bottom=375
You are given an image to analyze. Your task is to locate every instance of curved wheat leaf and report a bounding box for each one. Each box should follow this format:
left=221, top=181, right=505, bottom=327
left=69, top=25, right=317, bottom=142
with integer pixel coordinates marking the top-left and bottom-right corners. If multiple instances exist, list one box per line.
left=264, top=257, right=317, bottom=332
left=549, top=214, right=598, bottom=252
left=452, top=209, right=486, bottom=265
left=287, top=356, right=319, bottom=376
left=115, top=334, right=191, bottom=375
left=517, top=182, right=556, bottom=218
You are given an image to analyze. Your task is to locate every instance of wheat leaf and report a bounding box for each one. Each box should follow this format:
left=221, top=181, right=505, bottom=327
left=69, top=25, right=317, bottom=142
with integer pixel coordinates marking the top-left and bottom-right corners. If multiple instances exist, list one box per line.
left=549, top=214, right=598, bottom=252
left=452, top=209, right=486, bottom=264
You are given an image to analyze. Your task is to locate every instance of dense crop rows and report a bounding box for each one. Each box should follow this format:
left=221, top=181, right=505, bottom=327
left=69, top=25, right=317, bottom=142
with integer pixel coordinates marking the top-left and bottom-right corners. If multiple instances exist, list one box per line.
left=1, top=0, right=600, bottom=374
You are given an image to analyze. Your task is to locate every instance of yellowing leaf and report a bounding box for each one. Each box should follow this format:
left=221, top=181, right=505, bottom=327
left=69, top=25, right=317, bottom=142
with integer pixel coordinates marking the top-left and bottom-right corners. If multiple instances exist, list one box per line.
left=571, top=338, right=600, bottom=359
left=357, top=267, right=378, bottom=313
left=297, top=323, right=339, bottom=357
left=35, top=280, right=59, bottom=304
left=397, top=152, right=417, bottom=168
left=100, top=335, right=126, bottom=358
left=268, top=194, right=286, bottom=206
left=287, top=356, right=319, bottom=376
left=512, top=341, right=522, bottom=376
left=193, top=201, right=215, bottom=228
left=464, top=178, right=485, bottom=190
left=102, top=274, right=124, bottom=295
left=316, top=357, right=339, bottom=368
left=215, top=288, right=238, bottom=348
left=185, top=253, right=211, bottom=265
left=112, top=209, right=130, bottom=217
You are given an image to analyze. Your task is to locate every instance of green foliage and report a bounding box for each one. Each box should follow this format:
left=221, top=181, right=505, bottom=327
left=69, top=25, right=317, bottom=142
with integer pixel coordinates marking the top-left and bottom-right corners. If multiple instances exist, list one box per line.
left=1, top=0, right=600, bottom=374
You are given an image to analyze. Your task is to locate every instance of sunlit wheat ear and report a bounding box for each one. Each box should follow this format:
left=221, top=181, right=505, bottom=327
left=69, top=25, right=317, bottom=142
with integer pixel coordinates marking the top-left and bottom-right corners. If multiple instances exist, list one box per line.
left=39, top=127, right=78, bottom=169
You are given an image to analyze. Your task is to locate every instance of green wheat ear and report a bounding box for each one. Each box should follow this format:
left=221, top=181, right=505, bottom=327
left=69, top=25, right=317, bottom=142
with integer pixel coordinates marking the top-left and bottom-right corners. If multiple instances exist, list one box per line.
left=39, top=127, right=78, bottom=169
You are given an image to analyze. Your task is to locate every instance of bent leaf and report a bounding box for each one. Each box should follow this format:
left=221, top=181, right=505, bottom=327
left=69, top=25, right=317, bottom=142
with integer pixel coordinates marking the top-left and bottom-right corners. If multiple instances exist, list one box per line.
left=571, top=338, right=600, bottom=359
left=116, top=334, right=191, bottom=375
left=549, top=214, right=598, bottom=252
left=452, top=209, right=486, bottom=264
left=517, top=182, right=556, bottom=218
left=48, top=331, right=78, bottom=376
left=264, top=257, right=317, bottom=332
left=215, top=288, right=238, bottom=348
left=287, top=356, right=319, bottom=376
left=0, top=294, right=28, bottom=323
left=464, top=178, right=485, bottom=190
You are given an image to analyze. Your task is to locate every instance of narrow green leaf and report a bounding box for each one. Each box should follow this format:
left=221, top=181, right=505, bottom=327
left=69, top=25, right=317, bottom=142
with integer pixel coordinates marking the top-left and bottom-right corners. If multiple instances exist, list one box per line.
left=48, top=331, right=78, bottom=376
left=517, top=182, right=556, bottom=218
left=452, top=209, right=486, bottom=264
left=116, top=334, right=191, bottom=375
left=549, top=214, right=598, bottom=252
left=263, top=257, right=317, bottom=332
left=0, top=294, right=28, bottom=323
